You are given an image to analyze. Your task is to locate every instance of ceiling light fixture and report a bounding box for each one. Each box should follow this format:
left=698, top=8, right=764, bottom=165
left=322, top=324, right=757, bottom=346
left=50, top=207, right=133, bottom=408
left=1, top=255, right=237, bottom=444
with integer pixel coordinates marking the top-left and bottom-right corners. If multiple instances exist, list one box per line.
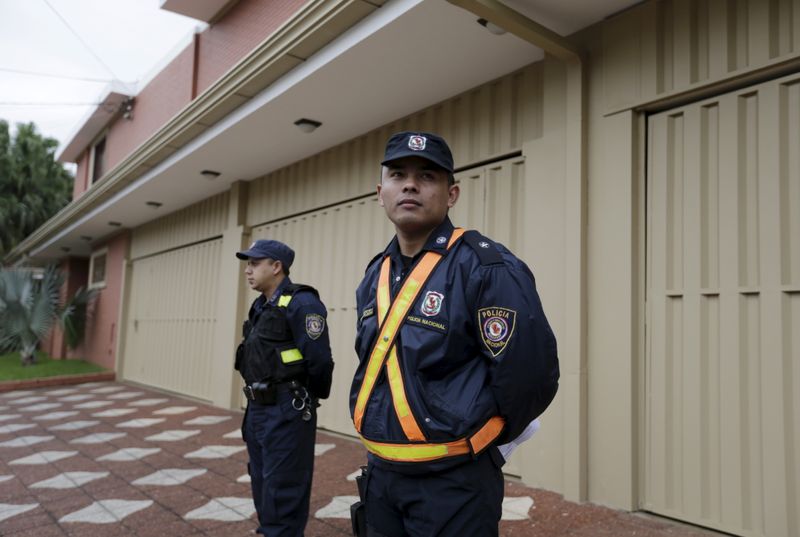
left=80, top=235, right=92, bottom=241
left=200, top=169, right=221, bottom=179
left=477, top=18, right=506, bottom=35
left=61, top=246, right=71, bottom=253
left=108, top=221, right=122, bottom=227
left=146, top=201, right=162, bottom=208
left=294, top=118, right=322, bottom=133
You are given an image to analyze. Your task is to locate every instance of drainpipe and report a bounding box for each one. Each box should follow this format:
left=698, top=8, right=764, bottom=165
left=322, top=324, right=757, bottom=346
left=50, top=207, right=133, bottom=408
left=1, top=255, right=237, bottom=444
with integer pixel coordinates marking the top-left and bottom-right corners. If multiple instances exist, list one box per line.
left=448, top=0, right=588, bottom=503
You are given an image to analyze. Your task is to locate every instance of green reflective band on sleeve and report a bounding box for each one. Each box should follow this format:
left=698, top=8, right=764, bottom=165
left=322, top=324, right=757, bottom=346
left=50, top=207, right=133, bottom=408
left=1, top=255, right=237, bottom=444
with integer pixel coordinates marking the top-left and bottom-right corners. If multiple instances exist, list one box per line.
left=280, top=348, right=303, bottom=363
left=278, top=295, right=292, bottom=307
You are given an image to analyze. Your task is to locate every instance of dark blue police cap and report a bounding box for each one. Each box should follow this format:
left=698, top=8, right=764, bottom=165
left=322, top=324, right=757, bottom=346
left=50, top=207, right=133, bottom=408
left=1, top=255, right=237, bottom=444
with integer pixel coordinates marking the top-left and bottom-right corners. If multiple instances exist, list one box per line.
left=235, top=239, right=294, bottom=268
left=381, top=131, right=454, bottom=173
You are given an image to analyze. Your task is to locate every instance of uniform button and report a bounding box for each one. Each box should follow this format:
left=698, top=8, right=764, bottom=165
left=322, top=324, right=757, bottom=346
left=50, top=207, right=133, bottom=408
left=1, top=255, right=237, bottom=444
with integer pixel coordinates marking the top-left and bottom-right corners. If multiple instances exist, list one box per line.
left=383, top=336, right=389, bottom=342
left=425, top=418, right=431, bottom=423
left=395, top=276, right=401, bottom=282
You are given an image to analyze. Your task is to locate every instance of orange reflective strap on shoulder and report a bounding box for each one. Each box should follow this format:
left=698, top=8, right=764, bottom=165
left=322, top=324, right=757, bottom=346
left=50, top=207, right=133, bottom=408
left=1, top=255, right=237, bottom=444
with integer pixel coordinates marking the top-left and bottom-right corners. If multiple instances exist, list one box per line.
left=353, top=228, right=466, bottom=437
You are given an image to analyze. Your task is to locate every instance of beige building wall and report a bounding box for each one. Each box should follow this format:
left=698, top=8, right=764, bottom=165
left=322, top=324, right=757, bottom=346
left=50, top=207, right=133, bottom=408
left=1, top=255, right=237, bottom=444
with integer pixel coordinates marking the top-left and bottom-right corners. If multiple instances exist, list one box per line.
left=114, top=2, right=800, bottom=535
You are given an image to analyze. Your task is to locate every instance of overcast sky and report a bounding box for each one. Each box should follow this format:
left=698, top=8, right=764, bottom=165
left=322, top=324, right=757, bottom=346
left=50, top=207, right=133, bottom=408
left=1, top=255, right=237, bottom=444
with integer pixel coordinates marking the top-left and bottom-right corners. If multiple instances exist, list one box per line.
left=0, top=0, right=203, bottom=152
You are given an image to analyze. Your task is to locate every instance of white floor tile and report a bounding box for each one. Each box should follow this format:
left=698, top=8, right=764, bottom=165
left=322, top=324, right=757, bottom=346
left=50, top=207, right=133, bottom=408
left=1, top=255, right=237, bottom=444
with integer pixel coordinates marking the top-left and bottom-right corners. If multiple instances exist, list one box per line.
left=71, top=432, right=127, bottom=444
left=0, top=502, right=38, bottom=522
left=19, top=402, right=62, bottom=412
left=0, top=435, right=54, bottom=447
left=116, top=418, right=165, bottom=428
left=128, top=398, right=168, bottom=407
left=236, top=474, right=251, bottom=483
left=223, top=429, right=242, bottom=439
left=74, top=400, right=112, bottom=409
left=1, top=390, right=34, bottom=398
left=92, top=408, right=137, bottom=418
left=132, top=468, right=207, bottom=486
left=45, top=388, right=78, bottom=396
left=0, top=423, right=35, bottom=434
left=97, top=447, right=161, bottom=462
left=314, top=496, right=360, bottom=519
left=184, top=415, right=231, bottom=426
left=33, top=411, right=78, bottom=421
left=0, top=414, right=22, bottom=423
left=58, top=394, right=94, bottom=402
left=153, top=406, right=196, bottom=415
left=184, top=445, right=245, bottom=459
left=90, top=386, right=125, bottom=394
left=8, top=396, right=47, bottom=405
left=346, top=469, right=361, bottom=482
left=145, top=429, right=200, bottom=442
left=49, top=420, right=99, bottom=431
left=315, top=443, right=335, bottom=456
left=0, top=475, right=14, bottom=483
left=184, top=497, right=255, bottom=521
left=31, top=471, right=109, bottom=489
left=107, top=392, right=143, bottom=400
left=501, top=496, right=534, bottom=520
left=59, top=499, right=153, bottom=523
left=9, top=450, right=77, bottom=465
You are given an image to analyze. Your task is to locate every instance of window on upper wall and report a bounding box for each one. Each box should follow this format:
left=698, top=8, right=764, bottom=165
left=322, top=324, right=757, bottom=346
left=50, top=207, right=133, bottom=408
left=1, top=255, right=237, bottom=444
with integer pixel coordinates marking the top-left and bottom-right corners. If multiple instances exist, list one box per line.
left=88, top=248, right=108, bottom=289
left=90, top=135, right=107, bottom=184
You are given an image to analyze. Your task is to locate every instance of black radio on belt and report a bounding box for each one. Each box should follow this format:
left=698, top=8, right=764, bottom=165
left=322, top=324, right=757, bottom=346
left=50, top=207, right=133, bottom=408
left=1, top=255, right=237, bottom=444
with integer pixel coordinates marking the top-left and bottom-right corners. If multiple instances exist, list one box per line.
left=243, top=382, right=277, bottom=405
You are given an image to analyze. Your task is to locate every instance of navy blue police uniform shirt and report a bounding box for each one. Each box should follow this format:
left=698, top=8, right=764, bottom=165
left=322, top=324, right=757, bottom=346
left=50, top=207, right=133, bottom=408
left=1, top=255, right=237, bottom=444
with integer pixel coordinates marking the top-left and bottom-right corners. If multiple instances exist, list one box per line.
left=250, top=277, right=333, bottom=399
left=350, top=216, right=559, bottom=468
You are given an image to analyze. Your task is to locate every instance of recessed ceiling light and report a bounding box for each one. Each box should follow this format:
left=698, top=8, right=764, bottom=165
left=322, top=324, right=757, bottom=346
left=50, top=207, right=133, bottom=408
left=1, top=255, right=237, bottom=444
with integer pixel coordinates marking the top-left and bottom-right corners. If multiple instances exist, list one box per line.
left=200, top=169, right=221, bottom=179
left=108, top=221, right=122, bottom=227
left=80, top=235, right=92, bottom=241
left=294, top=118, right=322, bottom=133
left=61, top=246, right=71, bottom=253
left=477, top=18, right=506, bottom=35
left=146, top=201, right=162, bottom=208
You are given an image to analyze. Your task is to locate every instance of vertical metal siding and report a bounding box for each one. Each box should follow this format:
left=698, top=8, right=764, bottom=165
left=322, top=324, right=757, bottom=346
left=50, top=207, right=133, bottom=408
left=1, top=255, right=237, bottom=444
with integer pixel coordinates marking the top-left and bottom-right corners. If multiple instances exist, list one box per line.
left=130, top=192, right=229, bottom=260
left=246, top=63, right=543, bottom=227
left=646, top=72, right=800, bottom=537
left=603, top=0, right=800, bottom=112
left=122, top=239, right=221, bottom=401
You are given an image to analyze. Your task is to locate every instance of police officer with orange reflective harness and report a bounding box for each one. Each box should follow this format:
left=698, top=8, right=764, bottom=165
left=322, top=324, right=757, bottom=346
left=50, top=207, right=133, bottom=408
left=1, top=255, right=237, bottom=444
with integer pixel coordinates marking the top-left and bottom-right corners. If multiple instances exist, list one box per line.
left=350, top=132, right=559, bottom=536
left=235, top=240, right=334, bottom=536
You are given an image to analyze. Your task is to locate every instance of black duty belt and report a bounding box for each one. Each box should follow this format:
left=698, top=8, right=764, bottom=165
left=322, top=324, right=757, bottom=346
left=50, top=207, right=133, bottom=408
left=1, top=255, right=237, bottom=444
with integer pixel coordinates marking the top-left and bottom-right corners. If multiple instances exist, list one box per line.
left=243, top=380, right=302, bottom=405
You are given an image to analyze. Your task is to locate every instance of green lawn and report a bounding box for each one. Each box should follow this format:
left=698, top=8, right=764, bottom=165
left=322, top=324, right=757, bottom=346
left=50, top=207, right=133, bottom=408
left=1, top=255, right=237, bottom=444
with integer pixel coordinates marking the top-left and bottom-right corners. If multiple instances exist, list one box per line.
left=0, top=351, right=107, bottom=381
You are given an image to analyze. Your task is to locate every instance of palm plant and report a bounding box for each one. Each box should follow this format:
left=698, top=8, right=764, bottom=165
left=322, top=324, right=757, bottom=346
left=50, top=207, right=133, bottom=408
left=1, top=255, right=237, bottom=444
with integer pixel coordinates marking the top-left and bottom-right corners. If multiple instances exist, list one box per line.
left=0, top=266, right=96, bottom=365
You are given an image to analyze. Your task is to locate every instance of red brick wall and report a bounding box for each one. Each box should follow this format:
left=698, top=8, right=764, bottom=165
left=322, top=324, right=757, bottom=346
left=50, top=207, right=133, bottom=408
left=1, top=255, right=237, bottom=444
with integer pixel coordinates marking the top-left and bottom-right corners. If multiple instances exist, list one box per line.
left=78, top=232, right=130, bottom=370
left=103, top=44, right=196, bottom=176
left=195, top=0, right=308, bottom=94
left=72, top=151, right=90, bottom=200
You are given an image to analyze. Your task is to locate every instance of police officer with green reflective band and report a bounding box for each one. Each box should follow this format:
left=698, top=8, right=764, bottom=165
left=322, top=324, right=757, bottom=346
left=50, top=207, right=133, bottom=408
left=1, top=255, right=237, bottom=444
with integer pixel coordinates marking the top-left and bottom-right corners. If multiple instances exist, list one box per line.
left=235, top=239, right=334, bottom=537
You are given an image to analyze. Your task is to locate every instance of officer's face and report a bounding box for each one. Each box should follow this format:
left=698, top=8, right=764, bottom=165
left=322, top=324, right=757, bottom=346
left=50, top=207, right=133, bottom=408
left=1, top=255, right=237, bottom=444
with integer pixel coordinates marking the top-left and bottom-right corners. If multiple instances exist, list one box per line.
left=378, top=156, right=459, bottom=237
left=244, top=258, right=282, bottom=294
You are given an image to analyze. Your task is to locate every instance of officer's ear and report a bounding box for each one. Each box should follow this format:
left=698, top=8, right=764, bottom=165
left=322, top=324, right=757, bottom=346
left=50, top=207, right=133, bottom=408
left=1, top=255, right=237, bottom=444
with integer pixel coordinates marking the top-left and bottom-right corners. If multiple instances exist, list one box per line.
left=447, top=182, right=460, bottom=208
left=377, top=181, right=384, bottom=207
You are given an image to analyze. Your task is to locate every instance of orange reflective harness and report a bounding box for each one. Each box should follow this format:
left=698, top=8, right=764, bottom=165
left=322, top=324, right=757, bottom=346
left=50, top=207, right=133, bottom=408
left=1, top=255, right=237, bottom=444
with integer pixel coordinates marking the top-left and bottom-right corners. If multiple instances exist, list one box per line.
left=353, top=228, right=505, bottom=463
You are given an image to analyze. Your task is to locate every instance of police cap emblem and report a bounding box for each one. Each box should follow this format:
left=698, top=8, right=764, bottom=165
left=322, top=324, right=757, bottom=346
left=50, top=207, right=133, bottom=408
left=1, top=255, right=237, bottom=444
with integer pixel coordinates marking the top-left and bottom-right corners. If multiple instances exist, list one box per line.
left=408, top=135, right=427, bottom=151
left=305, top=313, right=325, bottom=340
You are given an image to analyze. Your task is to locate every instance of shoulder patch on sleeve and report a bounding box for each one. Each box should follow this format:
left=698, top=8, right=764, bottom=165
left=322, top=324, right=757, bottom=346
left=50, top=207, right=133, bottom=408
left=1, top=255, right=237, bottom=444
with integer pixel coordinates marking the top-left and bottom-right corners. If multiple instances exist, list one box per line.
left=462, top=230, right=503, bottom=266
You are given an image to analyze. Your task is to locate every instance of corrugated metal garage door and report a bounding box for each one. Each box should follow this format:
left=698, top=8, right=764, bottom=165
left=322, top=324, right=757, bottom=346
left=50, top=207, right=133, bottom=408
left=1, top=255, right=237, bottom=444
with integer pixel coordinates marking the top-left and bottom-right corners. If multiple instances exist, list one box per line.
left=121, top=239, right=222, bottom=402
left=645, top=72, right=800, bottom=537
left=249, top=156, right=528, bottom=444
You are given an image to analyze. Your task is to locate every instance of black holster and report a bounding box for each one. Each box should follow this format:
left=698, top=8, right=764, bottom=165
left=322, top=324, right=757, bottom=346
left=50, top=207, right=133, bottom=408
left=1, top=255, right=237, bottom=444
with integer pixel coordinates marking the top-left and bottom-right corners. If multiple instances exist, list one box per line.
left=350, top=465, right=368, bottom=536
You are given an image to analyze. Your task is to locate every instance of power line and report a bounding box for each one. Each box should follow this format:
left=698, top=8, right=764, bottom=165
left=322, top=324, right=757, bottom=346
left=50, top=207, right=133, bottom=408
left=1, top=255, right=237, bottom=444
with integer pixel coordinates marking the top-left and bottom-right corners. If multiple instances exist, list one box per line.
left=42, top=0, right=121, bottom=81
left=0, top=67, right=114, bottom=83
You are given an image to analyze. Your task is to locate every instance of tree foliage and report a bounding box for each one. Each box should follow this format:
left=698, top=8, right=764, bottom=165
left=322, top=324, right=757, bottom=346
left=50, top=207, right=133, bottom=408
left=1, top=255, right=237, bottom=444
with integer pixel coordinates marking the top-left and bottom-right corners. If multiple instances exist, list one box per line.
left=0, top=120, right=73, bottom=258
left=0, top=266, right=97, bottom=365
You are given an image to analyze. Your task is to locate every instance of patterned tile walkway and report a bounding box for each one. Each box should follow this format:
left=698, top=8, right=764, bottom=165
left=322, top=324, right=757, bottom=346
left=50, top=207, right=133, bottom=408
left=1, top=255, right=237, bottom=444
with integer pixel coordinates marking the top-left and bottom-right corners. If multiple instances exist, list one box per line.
left=0, top=382, right=725, bottom=536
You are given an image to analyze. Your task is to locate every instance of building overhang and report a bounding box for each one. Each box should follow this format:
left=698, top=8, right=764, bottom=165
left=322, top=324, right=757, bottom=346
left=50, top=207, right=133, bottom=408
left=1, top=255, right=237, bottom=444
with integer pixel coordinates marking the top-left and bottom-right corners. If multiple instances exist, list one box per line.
left=10, top=0, right=638, bottom=264
left=56, top=82, right=136, bottom=164
left=159, top=0, right=241, bottom=23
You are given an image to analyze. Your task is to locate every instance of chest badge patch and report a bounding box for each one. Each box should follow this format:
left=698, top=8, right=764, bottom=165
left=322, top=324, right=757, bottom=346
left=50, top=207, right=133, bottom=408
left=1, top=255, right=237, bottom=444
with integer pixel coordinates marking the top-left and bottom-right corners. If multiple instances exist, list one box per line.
left=420, top=291, right=444, bottom=317
left=478, top=307, right=517, bottom=357
left=305, top=313, right=325, bottom=340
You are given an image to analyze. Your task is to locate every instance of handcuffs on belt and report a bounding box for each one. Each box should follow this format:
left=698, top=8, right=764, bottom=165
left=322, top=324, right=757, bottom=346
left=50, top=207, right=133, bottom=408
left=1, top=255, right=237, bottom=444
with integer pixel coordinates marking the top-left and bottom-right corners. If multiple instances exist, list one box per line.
left=288, top=380, right=315, bottom=422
